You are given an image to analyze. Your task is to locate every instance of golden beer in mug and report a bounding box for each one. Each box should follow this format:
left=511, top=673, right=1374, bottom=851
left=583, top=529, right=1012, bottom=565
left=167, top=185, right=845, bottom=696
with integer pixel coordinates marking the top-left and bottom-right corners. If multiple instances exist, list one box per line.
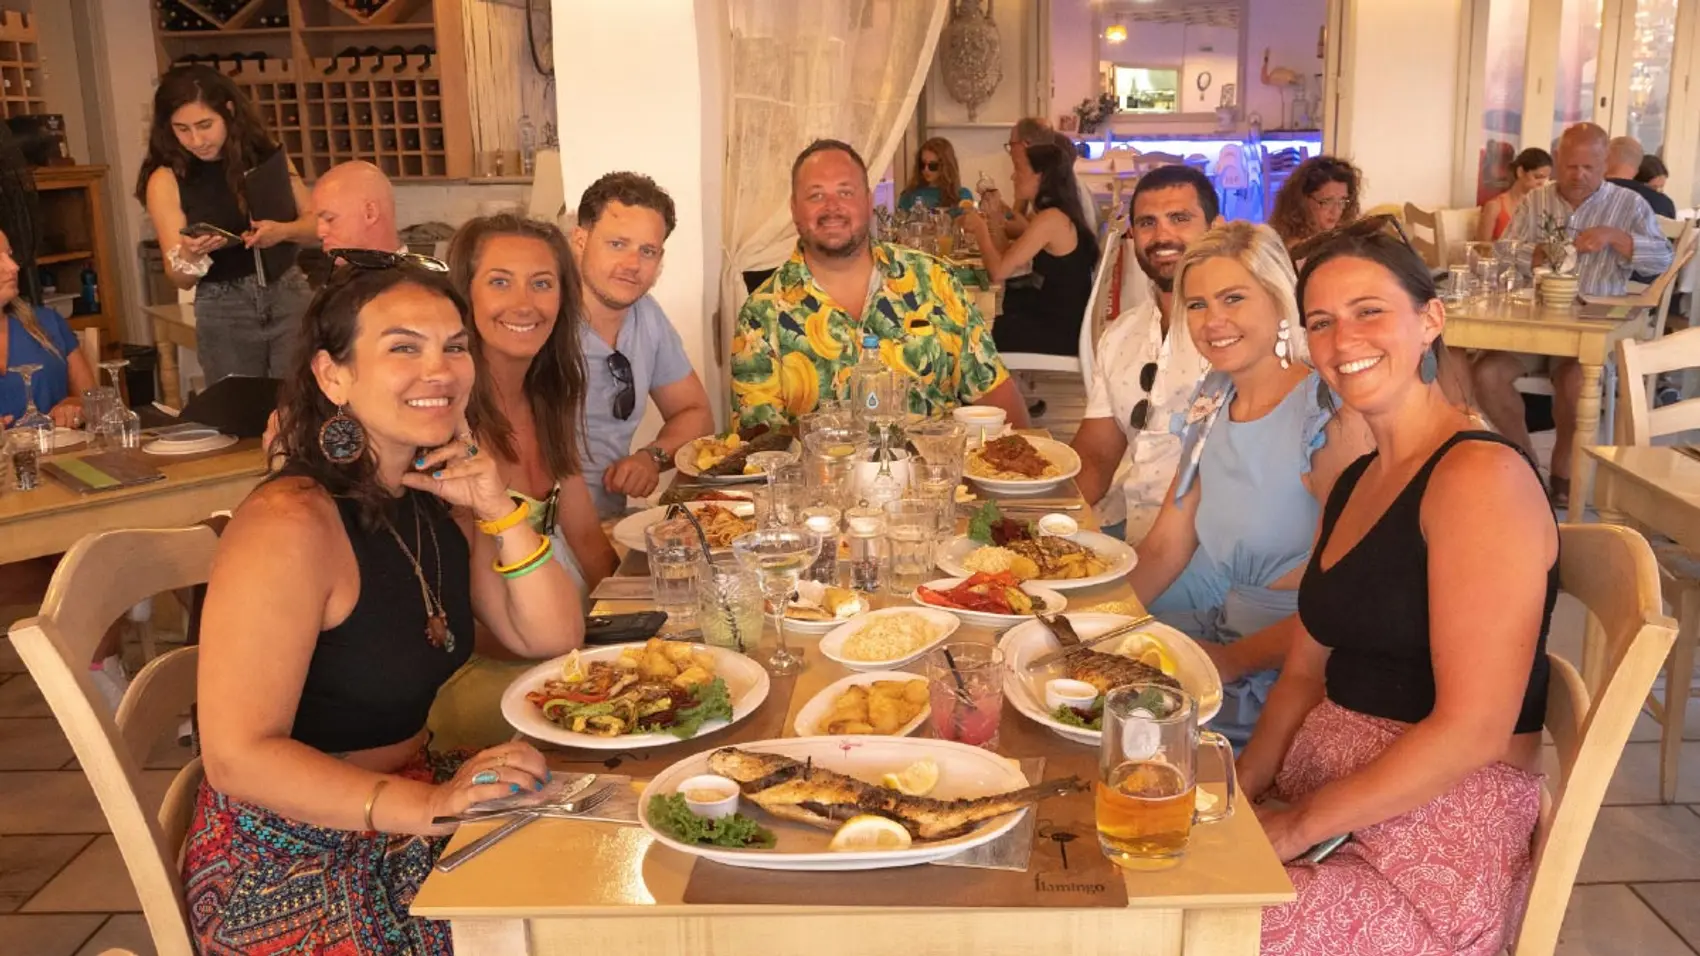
left=1096, top=683, right=1234, bottom=868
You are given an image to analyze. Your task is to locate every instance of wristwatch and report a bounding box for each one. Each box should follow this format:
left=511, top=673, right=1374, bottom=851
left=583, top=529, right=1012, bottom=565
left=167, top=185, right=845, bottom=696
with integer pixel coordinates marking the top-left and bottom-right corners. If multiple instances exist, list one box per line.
left=643, top=444, right=672, bottom=470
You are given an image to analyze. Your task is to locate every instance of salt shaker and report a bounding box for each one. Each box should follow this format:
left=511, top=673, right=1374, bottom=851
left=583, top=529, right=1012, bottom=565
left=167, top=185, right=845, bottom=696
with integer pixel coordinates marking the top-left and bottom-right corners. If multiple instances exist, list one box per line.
left=844, top=505, right=888, bottom=593
left=802, top=509, right=841, bottom=585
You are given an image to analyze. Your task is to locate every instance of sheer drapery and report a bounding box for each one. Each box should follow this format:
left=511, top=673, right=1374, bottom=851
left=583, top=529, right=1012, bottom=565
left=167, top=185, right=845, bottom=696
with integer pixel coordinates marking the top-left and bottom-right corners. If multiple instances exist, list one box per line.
left=718, top=0, right=948, bottom=373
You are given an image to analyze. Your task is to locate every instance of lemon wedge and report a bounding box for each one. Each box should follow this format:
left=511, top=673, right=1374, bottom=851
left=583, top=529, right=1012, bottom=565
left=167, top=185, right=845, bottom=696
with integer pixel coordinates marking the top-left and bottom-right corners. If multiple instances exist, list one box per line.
left=881, top=757, right=940, bottom=797
left=828, top=814, right=914, bottom=852
left=1122, top=633, right=1177, bottom=676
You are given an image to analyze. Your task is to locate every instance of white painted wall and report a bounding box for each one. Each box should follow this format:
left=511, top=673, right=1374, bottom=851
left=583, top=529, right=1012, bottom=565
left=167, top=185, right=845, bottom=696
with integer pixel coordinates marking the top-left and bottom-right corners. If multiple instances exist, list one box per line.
left=1048, top=0, right=1095, bottom=125
left=1243, top=0, right=1328, bottom=126
left=31, top=1, right=91, bottom=164
left=552, top=0, right=725, bottom=437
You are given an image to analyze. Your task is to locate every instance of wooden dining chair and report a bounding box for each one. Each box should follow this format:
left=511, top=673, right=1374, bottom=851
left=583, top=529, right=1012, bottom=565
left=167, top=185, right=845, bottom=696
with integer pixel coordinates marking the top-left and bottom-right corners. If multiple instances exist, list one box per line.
left=7, top=525, right=222, bottom=956
left=1402, top=202, right=1447, bottom=274
left=1608, top=325, right=1700, bottom=803
left=1512, top=523, right=1677, bottom=955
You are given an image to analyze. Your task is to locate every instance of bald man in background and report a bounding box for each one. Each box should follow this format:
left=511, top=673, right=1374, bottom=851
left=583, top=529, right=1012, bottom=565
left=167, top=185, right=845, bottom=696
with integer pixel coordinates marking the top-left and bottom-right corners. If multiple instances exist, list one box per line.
left=312, top=160, right=402, bottom=253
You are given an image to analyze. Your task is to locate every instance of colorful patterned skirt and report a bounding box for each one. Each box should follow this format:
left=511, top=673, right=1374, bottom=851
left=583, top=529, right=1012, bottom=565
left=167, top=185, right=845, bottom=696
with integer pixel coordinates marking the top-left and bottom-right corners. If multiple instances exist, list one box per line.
left=182, top=749, right=466, bottom=955
left=1260, top=700, right=1542, bottom=956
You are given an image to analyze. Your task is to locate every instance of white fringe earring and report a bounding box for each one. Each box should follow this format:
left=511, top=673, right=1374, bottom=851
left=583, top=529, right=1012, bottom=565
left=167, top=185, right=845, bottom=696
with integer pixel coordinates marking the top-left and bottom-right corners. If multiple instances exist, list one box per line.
left=1274, top=317, right=1292, bottom=370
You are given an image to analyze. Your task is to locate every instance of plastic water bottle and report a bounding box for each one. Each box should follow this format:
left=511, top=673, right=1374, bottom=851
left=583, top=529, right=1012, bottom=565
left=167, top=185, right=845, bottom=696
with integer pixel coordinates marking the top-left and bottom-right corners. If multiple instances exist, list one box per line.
left=80, top=266, right=99, bottom=314
left=850, top=334, right=893, bottom=433
left=518, top=114, right=537, bottom=177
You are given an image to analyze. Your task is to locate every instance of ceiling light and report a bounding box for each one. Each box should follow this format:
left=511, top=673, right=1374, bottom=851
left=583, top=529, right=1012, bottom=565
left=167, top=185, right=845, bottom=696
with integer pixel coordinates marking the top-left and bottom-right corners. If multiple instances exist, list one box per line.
left=1106, top=24, right=1127, bottom=42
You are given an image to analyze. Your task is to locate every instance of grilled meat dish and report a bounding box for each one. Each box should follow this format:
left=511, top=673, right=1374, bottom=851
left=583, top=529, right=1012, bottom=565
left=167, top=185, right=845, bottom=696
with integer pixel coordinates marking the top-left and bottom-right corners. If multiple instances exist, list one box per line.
left=704, top=430, right=792, bottom=476
left=707, top=747, right=1085, bottom=841
left=1050, top=619, right=1183, bottom=695
left=978, top=435, right=1049, bottom=478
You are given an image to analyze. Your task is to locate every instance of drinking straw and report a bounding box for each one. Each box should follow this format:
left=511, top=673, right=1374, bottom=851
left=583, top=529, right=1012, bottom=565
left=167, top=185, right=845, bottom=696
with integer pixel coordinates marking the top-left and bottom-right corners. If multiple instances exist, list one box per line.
left=664, top=504, right=745, bottom=653
left=942, top=646, right=972, bottom=739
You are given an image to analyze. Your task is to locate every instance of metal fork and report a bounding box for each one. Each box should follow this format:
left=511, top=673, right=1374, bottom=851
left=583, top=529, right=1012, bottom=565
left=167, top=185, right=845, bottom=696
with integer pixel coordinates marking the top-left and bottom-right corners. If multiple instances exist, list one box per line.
left=434, top=786, right=616, bottom=872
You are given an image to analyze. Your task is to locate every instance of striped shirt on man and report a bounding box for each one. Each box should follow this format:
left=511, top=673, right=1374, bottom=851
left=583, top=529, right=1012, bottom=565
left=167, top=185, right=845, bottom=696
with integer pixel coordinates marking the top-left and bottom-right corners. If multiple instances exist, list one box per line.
left=1503, top=180, right=1672, bottom=297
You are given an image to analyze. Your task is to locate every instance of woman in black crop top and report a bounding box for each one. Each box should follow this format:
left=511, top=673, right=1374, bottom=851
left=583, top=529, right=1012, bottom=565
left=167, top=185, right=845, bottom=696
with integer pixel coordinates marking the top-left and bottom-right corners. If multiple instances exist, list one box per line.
left=1243, top=223, right=1556, bottom=955
left=137, top=65, right=317, bottom=385
left=182, top=264, right=585, bottom=953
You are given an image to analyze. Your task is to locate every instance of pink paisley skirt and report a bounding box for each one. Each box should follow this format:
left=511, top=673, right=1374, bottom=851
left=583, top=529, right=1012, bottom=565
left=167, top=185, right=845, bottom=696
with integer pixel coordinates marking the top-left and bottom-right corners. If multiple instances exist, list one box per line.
left=1260, top=700, right=1542, bottom=956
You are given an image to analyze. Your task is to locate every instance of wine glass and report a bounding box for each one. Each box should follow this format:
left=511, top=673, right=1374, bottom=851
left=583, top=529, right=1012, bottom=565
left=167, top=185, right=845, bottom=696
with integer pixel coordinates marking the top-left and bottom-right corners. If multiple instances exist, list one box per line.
left=731, top=527, right=823, bottom=676
left=8, top=364, right=53, bottom=453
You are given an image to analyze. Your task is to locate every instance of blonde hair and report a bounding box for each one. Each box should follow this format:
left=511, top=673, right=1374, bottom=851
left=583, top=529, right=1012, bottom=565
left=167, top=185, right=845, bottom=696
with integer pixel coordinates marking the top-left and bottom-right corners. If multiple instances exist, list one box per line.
left=7, top=298, right=61, bottom=359
left=1171, top=221, right=1306, bottom=365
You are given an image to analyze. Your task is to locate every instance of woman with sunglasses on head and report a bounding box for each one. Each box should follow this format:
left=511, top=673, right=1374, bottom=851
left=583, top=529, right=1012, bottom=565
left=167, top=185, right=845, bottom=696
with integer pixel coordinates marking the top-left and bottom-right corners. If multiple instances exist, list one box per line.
left=137, top=65, right=316, bottom=384
left=424, top=214, right=619, bottom=750
left=1242, top=226, right=1553, bottom=955
left=184, top=263, right=585, bottom=954
left=1125, top=222, right=1372, bottom=749
left=899, top=137, right=975, bottom=213
left=1270, top=155, right=1363, bottom=253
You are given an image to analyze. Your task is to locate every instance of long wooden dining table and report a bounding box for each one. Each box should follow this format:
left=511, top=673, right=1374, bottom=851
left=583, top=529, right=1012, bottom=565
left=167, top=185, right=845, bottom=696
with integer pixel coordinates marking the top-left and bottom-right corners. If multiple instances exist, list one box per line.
left=412, top=465, right=1295, bottom=955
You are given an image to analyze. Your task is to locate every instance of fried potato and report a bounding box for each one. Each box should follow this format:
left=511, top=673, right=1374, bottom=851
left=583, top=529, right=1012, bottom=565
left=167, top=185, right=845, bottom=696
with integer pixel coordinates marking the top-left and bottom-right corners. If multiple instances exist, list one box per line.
left=827, top=719, right=875, bottom=734
left=641, top=650, right=678, bottom=680
left=662, top=641, right=696, bottom=663
left=673, top=665, right=712, bottom=688
left=902, top=680, right=930, bottom=705
left=868, top=692, right=907, bottom=734
left=816, top=679, right=927, bottom=735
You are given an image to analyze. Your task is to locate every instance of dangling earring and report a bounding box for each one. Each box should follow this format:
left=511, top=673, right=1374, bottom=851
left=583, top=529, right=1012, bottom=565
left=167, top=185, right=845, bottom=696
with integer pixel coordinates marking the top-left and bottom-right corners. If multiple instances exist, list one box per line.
left=318, top=404, right=367, bottom=464
left=1418, top=343, right=1439, bottom=385
left=1274, top=317, right=1293, bottom=370
left=1316, top=377, right=1335, bottom=413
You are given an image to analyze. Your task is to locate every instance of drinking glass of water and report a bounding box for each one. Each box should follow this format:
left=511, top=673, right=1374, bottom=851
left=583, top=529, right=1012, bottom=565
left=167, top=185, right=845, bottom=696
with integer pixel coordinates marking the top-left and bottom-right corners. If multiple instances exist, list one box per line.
left=884, top=498, right=939, bottom=594
left=644, top=518, right=703, bottom=635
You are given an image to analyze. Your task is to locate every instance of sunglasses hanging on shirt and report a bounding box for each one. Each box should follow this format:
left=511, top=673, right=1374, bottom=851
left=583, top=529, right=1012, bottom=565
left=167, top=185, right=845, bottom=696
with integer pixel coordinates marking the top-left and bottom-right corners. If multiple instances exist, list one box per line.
left=1128, top=361, right=1159, bottom=431
left=609, top=350, right=636, bottom=421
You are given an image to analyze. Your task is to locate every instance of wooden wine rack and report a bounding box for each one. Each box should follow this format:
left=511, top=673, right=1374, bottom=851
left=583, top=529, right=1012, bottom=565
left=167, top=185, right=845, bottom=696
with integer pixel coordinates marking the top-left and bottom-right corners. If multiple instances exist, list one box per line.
left=152, top=0, right=469, bottom=181
left=0, top=8, right=45, bottom=120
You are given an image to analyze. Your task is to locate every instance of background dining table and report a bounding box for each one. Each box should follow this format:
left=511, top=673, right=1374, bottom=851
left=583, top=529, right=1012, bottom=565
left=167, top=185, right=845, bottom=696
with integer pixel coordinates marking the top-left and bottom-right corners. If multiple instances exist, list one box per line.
left=412, top=449, right=1295, bottom=956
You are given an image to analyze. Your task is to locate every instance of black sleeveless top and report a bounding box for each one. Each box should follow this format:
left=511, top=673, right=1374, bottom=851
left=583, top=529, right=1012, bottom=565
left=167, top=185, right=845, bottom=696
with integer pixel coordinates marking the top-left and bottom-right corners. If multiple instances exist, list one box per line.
left=290, top=490, right=474, bottom=753
left=1297, top=431, right=1555, bottom=733
left=176, top=151, right=297, bottom=284
left=993, top=217, right=1097, bottom=356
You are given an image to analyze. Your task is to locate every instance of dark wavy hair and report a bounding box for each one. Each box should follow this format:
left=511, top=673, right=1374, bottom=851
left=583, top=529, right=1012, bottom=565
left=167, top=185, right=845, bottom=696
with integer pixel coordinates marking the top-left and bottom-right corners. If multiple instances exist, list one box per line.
left=1511, top=147, right=1554, bottom=177
left=446, top=214, right=589, bottom=481
left=577, top=171, right=677, bottom=237
left=134, top=65, right=278, bottom=213
left=1295, top=225, right=1450, bottom=392
left=1024, top=141, right=1099, bottom=262
left=1270, top=155, right=1363, bottom=247
left=272, top=265, right=506, bottom=530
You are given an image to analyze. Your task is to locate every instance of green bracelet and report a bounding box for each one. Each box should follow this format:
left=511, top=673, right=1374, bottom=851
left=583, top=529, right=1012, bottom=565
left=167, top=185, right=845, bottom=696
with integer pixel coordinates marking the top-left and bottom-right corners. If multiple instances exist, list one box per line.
left=500, top=541, right=555, bottom=579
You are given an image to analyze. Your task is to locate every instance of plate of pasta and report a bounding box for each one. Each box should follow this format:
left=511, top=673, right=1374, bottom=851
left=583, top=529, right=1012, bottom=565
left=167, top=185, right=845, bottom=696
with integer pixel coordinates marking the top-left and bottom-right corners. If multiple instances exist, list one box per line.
left=613, top=501, right=758, bottom=553
left=964, top=435, right=1081, bottom=496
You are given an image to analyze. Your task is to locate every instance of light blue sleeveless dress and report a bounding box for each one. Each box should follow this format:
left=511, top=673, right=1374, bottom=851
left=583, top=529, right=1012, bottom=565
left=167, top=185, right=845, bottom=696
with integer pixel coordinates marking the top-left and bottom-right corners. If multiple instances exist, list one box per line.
left=1148, top=370, right=1334, bottom=748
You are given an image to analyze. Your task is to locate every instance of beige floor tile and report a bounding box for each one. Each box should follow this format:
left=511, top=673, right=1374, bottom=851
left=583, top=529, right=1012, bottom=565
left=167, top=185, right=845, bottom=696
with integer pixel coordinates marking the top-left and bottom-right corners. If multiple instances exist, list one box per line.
left=1598, top=741, right=1700, bottom=805
left=1553, top=884, right=1694, bottom=956
left=74, top=914, right=153, bottom=956
left=1577, top=805, right=1700, bottom=883
left=0, top=771, right=177, bottom=835
left=0, top=638, right=25, bottom=673
left=0, top=675, right=51, bottom=719
left=1633, top=882, right=1700, bottom=950
left=0, top=914, right=105, bottom=956
left=0, top=719, right=74, bottom=772
left=0, top=836, right=93, bottom=913
left=23, top=837, right=139, bottom=913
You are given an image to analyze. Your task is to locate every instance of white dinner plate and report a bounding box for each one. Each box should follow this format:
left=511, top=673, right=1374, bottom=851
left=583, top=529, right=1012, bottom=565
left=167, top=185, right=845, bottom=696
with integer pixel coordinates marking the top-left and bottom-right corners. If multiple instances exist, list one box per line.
left=50, top=428, right=87, bottom=452
left=500, top=642, right=770, bottom=750
left=817, top=606, right=961, bottom=672
left=910, top=577, right=1067, bottom=628
left=997, top=612, right=1222, bottom=746
left=791, top=671, right=932, bottom=737
left=675, top=436, right=788, bottom=484
left=611, top=501, right=757, bottom=553
left=141, top=433, right=238, bottom=456
left=963, top=436, right=1082, bottom=496
left=769, top=580, right=869, bottom=635
left=934, top=531, right=1136, bottom=592
left=638, top=736, right=1034, bottom=870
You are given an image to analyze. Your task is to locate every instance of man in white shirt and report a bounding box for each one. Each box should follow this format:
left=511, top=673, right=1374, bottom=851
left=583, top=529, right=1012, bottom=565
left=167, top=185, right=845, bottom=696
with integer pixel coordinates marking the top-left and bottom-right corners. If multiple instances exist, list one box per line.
left=989, top=117, right=1099, bottom=238
left=1071, top=165, right=1219, bottom=542
left=311, top=161, right=401, bottom=253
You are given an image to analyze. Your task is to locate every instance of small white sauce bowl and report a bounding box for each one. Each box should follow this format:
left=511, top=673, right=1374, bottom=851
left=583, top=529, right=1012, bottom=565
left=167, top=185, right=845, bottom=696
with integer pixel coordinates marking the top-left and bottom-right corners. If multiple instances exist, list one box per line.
left=677, top=774, right=740, bottom=819
left=1037, top=513, right=1079, bottom=537
left=1045, top=678, right=1101, bottom=712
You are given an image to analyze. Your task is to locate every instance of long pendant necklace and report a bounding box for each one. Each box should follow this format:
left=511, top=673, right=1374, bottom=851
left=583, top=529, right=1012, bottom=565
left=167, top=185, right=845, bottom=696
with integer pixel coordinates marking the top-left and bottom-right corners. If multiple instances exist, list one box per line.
left=384, top=494, right=455, bottom=653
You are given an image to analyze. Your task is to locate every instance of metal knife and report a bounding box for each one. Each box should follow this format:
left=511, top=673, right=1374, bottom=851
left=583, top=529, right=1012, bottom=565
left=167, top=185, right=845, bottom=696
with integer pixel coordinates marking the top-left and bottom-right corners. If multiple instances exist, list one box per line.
left=431, top=772, right=597, bottom=826
left=1024, top=614, right=1157, bottom=672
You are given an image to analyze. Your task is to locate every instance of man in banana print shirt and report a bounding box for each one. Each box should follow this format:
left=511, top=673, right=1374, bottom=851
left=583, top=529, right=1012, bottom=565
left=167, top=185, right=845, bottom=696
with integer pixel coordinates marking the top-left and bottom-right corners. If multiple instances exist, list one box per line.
left=731, top=139, right=1030, bottom=432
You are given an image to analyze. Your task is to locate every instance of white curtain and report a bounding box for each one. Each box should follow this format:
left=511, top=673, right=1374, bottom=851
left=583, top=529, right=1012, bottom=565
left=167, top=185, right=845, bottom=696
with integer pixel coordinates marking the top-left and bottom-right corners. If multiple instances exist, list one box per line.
left=718, top=0, right=949, bottom=372
left=463, top=0, right=555, bottom=176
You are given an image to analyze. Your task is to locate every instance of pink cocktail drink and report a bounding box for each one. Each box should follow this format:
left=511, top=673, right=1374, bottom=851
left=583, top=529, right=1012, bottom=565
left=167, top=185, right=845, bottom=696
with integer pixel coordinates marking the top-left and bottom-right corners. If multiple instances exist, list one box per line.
left=925, top=642, right=1006, bottom=747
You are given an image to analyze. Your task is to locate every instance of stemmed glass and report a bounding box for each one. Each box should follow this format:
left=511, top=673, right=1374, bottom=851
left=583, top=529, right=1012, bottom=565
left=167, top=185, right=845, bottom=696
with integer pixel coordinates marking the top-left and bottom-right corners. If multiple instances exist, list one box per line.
left=8, top=364, right=54, bottom=453
left=96, top=358, right=141, bottom=450
left=731, top=527, right=823, bottom=676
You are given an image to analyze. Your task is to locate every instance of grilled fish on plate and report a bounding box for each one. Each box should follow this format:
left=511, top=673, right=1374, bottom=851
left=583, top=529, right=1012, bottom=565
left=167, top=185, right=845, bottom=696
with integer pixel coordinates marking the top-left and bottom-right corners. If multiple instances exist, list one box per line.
left=707, top=747, right=1085, bottom=841
left=1046, top=616, right=1183, bottom=696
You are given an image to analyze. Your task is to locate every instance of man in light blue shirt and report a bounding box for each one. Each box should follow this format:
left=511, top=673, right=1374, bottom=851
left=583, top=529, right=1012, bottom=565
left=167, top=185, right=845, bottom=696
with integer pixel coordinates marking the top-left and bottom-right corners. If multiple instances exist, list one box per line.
left=572, top=172, right=714, bottom=518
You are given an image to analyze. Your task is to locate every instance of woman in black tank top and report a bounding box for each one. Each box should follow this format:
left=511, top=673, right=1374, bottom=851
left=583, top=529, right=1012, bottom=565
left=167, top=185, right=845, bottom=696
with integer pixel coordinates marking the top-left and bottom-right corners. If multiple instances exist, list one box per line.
left=183, top=264, right=586, bottom=953
left=1242, top=224, right=1556, bottom=955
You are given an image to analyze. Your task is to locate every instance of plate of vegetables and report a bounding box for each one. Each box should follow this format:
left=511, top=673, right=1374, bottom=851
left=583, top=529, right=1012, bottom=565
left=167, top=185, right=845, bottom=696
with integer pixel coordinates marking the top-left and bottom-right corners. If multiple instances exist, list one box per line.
left=500, top=639, right=771, bottom=749
left=910, top=573, right=1066, bottom=628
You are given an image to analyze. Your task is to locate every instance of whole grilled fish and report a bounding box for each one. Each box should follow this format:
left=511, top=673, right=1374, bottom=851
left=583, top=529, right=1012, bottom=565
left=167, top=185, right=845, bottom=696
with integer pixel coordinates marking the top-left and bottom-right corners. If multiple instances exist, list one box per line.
left=707, top=747, right=1085, bottom=841
left=1051, top=619, right=1183, bottom=696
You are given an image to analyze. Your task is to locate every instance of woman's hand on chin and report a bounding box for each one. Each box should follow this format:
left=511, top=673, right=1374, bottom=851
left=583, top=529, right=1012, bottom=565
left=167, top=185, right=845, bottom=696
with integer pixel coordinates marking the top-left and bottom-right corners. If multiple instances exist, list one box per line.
left=401, top=422, right=512, bottom=521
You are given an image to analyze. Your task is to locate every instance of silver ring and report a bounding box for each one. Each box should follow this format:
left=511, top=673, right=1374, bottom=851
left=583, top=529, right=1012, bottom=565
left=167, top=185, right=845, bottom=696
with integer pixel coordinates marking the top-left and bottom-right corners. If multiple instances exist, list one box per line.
left=472, top=770, right=499, bottom=786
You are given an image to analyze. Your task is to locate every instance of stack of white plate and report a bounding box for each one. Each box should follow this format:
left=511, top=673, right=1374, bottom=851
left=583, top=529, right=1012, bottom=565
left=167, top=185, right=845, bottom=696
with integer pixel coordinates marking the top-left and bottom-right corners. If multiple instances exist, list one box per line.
left=142, top=428, right=237, bottom=456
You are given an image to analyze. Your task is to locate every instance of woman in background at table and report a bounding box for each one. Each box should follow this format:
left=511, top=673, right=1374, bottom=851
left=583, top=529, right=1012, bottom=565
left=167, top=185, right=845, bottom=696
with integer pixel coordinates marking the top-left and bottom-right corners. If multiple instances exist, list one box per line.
left=899, top=137, right=975, bottom=213
left=186, top=262, right=584, bottom=954
left=1243, top=223, right=1552, bottom=955
left=0, top=227, right=94, bottom=428
left=960, top=140, right=1099, bottom=358
left=1126, top=222, right=1371, bottom=749
left=1270, top=156, right=1363, bottom=253
left=427, top=213, right=619, bottom=751
left=136, top=65, right=316, bottom=385
left=1476, top=147, right=1553, bottom=243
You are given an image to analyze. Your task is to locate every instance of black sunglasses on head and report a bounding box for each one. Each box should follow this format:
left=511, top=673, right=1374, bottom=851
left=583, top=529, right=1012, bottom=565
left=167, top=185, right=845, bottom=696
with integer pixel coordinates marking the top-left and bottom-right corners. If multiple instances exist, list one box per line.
left=329, top=248, right=450, bottom=272
left=608, top=350, right=636, bottom=421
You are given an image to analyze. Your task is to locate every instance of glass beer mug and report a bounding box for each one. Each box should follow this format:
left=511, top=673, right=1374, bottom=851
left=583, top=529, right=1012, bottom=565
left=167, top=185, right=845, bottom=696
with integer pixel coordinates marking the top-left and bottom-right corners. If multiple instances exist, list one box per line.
left=1096, top=683, right=1235, bottom=868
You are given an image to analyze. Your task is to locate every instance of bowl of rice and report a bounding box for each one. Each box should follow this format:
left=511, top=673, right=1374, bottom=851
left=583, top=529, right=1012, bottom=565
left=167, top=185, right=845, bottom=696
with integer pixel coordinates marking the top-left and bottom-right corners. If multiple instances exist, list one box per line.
left=819, top=607, right=962, bottom=671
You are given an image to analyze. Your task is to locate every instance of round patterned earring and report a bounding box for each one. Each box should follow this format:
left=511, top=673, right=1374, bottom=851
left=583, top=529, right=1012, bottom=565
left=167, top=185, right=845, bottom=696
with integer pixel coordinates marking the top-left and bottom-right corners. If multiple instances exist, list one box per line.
left=1274, top=317, right=1293, bottom=370
left=318, top=405, right=367, bottom=464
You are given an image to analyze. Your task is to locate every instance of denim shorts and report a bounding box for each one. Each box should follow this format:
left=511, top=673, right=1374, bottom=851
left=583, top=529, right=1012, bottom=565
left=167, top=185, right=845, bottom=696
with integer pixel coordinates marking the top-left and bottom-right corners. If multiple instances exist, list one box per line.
left=193, top=268, right=313, bottom=386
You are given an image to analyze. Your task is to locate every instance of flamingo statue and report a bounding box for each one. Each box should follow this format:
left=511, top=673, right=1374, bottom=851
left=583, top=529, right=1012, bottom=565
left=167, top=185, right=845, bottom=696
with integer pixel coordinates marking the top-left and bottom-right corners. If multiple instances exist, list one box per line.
left=1261, top=48, right=1301, bottom=127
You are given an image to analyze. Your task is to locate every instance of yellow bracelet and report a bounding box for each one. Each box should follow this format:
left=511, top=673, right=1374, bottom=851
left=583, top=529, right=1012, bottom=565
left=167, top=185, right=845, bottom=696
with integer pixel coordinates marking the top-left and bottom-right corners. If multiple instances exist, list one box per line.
left=476, top=498, right=530, bottom=536
left=364, top=778, right=390, bottom=832
left=493, top=533, right=552, bottom=575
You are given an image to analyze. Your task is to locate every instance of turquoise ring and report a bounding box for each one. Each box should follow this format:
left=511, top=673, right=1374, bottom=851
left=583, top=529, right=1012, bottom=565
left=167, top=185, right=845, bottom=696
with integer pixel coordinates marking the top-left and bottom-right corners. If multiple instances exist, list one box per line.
left=472, top=770, right=500, bottom=786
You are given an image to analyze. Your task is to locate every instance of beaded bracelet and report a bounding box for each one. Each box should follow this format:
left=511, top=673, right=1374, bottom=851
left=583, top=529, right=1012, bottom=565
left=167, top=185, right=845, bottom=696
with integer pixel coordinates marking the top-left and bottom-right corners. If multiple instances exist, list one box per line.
left=499, top=540, right=555, bottom=579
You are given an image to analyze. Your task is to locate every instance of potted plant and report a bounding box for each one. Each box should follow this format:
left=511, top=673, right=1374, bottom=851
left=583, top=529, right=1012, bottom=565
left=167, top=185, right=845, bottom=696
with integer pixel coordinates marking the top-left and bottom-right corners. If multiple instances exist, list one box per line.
left=1073, top=93, right=1118, bottom=135
left=1535, top=211, right=1579, bottom=308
